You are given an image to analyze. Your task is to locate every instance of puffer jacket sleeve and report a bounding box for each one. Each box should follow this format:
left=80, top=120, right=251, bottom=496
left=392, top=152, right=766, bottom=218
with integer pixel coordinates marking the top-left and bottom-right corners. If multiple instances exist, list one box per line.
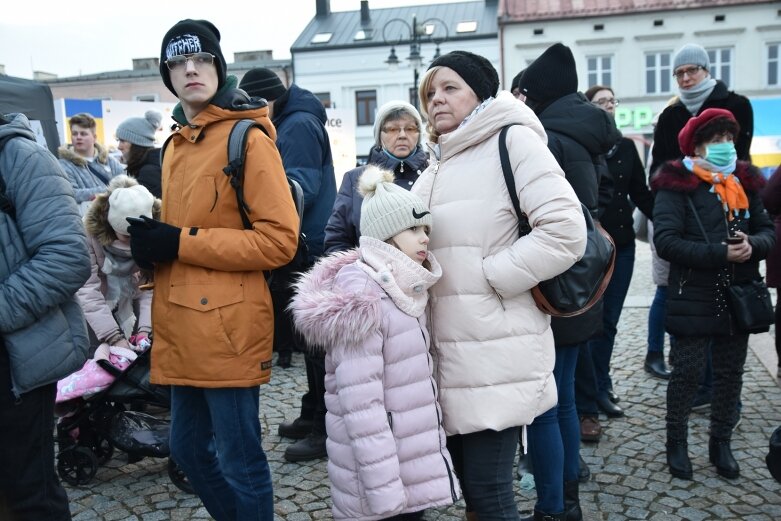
left=334, top=325, right=405, bottom=516
left=134, top=285, right=153, bottom=334
left=177, top=127, right=299, bottom=271
left=483, top=125, right=586, bottom=298
left=746, top=190, right=775, bottom=263
left=75, top=237, right=122, bottom=342
left=0, top=139, right=90, bottom=333
left=324, top=168, right=361, bottom=253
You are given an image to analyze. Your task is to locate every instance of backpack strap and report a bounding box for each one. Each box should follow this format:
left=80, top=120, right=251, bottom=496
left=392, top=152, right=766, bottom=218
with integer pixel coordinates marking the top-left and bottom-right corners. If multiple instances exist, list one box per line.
left=223, top=119, right=270, bottom=230
left=498, top=125, right=532, bottom=237
left=0, top=134, right=17, bottom=220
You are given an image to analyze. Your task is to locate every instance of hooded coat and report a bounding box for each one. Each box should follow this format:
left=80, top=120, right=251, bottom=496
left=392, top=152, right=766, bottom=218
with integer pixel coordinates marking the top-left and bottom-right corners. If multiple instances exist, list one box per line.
left=411, top=92, right=586, bottom=435
left=324, top=145, right=429, bottom=253
left=78, top=176, right=160, bottom=343
left=58, top=141, right=124, bottom=211
left=272, top=83, right=336, bottom=263
left=291, top=242, right=459, bottom=520
left=651, top=160, right=774, bottom=336
left=151, top=84, right=299, bottom=388
left=535, top=91, right=622, bottom=346
left=0, top=113, right=90, bottom=397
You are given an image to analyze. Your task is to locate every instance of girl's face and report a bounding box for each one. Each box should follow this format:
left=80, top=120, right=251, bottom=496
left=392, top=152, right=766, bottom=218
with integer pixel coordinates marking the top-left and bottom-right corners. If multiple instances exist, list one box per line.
left=425, top=67, right=481, bottom=136
left=391, top=226, right=430, bottom=264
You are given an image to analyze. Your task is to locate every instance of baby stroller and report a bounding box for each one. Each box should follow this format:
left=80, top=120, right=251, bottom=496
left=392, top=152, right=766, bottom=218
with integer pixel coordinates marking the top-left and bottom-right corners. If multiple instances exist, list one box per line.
left=54, top=342, right=192, bottom=493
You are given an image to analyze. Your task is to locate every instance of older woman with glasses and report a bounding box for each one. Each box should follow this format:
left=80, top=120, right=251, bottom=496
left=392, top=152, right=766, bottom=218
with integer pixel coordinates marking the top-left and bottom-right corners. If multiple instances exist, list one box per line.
left=324, top=100, right=429, bottom=252
left=649, top=43, right=753, bottom=176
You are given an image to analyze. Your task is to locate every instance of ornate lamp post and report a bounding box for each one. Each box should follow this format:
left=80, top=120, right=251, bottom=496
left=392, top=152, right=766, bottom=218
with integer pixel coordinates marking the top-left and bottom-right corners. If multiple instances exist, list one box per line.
left=383, top=15, right=448, bottom=109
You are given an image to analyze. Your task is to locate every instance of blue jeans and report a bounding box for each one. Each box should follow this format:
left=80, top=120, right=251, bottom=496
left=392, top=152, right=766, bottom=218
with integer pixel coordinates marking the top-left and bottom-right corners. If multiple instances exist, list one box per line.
left=527, top=345, right=580, bottom=514
left=447, top=427, right=520, bottom=521
left=648, top=285, right=667, bottom=353
left=170, top=385, right=272, bottom=521
left=587, top=242, right=635, bottom=395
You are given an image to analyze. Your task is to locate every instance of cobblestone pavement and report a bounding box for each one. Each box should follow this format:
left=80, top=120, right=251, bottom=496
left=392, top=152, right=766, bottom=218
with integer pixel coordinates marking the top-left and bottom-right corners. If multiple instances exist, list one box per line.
left=64, top=244, right=781, bottom=520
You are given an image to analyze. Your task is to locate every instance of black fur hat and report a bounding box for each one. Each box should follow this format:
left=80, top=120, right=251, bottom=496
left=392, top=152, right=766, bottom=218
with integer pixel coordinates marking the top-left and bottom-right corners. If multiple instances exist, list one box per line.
left=159, top=19, right=227, bottom=96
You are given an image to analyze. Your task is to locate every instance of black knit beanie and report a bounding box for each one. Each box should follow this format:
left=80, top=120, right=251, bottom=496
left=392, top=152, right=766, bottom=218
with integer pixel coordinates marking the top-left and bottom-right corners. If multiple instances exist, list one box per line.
left=159, top=19, right=227, bottom=96
left=428, top=50, right=499, bottom=101
left=517, top=43, right=578, bottom=103
left=239, top=68, right=288, bottom=101
left=511, top=69, right=526, bottom=92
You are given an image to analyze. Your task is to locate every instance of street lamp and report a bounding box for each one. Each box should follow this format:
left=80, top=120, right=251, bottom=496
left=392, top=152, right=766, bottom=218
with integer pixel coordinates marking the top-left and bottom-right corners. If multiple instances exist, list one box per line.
left=382, top=15, right=448, bottom=109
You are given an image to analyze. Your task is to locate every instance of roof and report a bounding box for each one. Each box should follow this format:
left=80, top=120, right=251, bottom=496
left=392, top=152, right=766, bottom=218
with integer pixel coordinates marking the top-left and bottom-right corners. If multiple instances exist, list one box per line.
left=500, top=0, right=773, bottom=22
left=292, top=1, right=498, bottom=53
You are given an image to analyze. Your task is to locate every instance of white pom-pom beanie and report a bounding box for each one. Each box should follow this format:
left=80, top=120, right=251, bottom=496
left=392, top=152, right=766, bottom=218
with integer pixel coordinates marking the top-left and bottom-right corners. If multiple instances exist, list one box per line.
left=358, top=166, right=432, bottom=241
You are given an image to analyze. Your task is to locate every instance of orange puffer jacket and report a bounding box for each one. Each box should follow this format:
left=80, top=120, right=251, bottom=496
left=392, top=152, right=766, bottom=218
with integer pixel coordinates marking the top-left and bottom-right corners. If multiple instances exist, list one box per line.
left=151, top=101, right=299, bottom=388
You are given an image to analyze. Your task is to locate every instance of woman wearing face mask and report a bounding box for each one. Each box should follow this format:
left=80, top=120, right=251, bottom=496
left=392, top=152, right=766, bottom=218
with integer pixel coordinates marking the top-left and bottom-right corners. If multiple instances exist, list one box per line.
left=324, top=101, right=429, bottom=253
left=651, top=108, right=774, bottom=481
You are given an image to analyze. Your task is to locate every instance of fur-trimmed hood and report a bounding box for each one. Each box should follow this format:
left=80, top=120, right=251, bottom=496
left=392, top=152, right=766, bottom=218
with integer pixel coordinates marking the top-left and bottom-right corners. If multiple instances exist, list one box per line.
left=84, top=175, right=162, bottom=246
left=651, top=160, right=765, bottom=195
left=58, top=141, right=114, bottom=167
left=290, top=250, right=382, bottom=353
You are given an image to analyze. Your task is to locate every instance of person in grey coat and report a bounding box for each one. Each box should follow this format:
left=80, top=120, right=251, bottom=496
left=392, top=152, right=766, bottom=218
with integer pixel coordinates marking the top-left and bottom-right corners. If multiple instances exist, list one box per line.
left=0, top=112, right=91, bottom=521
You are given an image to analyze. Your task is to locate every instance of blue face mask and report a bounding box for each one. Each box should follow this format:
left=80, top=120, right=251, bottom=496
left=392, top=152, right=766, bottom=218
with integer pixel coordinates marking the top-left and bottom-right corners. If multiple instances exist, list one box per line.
left=705, top=142, right=737, bottom=168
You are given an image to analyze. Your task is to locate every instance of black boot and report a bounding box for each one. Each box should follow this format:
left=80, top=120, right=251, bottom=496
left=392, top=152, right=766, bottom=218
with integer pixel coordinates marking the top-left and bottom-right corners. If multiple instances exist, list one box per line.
left=666, top=440, right=693, bottom=480
left=578, top=454, right=590, bottom=483
left=284, top=432, right=327, bottom=462
left=563, top=480, right=583, bottom=521
left=521, top=511, right=565, bottom=521
left=709, top=437, right=740, bottom=479
left=278, top=417, right=313, bottom=439
left=644, top=351, right=670, bottom=379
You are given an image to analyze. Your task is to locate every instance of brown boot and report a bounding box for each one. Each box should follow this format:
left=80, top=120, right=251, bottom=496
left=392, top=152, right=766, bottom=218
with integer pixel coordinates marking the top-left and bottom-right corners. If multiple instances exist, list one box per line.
left=579, top=415, right=602, bottom=443
left=465, top=511, right=479, bottom=521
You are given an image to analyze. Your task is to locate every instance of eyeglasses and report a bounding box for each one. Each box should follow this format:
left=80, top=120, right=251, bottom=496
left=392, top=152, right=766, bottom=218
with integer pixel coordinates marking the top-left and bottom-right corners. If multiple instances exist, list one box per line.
left=165, top=52, right=215, bottom=71
left=592, top=97, right=619, bottom=107
left=382, top=126, right=419, bottom=136
left=673, top=65, right=704, bottom=79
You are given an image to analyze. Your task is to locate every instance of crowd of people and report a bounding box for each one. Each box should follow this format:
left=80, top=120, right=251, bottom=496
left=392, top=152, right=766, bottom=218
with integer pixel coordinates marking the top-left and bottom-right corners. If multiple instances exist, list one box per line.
left=1, top=16, right=779, bottom=521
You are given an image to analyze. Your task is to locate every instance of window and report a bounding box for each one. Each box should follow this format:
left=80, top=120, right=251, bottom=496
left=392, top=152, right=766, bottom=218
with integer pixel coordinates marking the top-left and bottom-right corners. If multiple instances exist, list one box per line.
left=311, top=32, right=332, bottom=44
left=133, top=94, right=159, bottom=102
left=768, top=43, right=780, bottom=87
left=456, top=21, right=477, bottom=33
left=315, top=92, right=332, bottom=108
left=586, top=55, right=613, bottom=88
left=707, top=47, right=733, bottom=87
left=645, top=51, right=672, bottom=94
left=355, top=90, right=377, bottom=126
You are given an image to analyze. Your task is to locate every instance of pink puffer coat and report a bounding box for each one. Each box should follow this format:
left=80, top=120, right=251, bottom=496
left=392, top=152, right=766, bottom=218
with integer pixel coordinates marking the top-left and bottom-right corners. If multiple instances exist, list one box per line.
left=291, top=243, right=460, bottom=520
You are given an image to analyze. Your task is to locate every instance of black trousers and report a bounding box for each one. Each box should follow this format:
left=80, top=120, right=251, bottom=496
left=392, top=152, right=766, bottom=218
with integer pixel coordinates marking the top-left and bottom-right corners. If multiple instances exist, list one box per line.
left=0, top=342, right=72, bottom=521
left=666, top=334, right=747, bottom=441
left=300, top=352, right=327, bottom=436
left=270, top=276, right=301, bottom=358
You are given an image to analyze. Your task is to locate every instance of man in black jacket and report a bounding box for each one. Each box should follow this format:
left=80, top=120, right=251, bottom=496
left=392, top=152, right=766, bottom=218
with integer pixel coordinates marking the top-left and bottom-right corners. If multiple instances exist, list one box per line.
left=649, top=43, right=753, bottom=176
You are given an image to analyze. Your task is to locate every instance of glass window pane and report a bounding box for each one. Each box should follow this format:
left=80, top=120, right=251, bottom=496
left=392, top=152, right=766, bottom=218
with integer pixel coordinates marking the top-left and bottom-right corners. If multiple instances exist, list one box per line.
left=588, top=72, right=597, bottom=87
left=647, top=70, right=655, bottom=93
left=770, top=44, right=778, bottom=60
left=588, top=57, right=596, bottom=72
left=646, top=54, right=654, bottom=68
left=770, top=61, right=778, bottom=85
left=604, top=72, right=612, bottom=87
left=662, top=74, right=670, bottom=93
left=661, top=53, right=670, bottom=67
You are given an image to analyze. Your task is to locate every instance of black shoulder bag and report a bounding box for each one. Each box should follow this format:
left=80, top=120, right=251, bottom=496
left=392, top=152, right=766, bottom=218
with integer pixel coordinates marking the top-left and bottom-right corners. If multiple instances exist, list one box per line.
left=499, top=125, right=616, bottom=317
left=686, top=196, right=774, bottom=334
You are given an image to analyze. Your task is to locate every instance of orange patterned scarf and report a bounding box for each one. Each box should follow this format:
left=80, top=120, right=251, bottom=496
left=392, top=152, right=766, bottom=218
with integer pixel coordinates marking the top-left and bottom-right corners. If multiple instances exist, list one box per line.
left=689, top=161, right=748, bottom=221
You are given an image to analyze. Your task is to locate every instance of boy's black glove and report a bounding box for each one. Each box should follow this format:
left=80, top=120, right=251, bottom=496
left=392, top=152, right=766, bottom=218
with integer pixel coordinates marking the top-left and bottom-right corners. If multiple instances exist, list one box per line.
left=127, top=215, right=181, bottom=265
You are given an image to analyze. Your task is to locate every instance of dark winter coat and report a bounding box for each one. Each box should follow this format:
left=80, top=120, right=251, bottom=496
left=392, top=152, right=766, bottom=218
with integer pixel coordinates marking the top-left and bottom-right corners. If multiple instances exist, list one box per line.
left=600, top=138, right=654, bottom=246
left=324, top=145, right=428, bottom=253
left=649, top=81, right=753, bottom=176
left=273, top=84, right=337, bottom=262
left=760, top=165, right=781, bottom=288
left=537, top=92, right=622, bottom=346
left=651, top=161, right=774, bottom=337
left=132, top=148, right=162, bottom=198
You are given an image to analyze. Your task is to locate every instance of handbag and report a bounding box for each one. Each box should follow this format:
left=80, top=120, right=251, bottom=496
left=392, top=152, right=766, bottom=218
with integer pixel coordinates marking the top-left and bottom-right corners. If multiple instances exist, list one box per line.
left=686, top=197, right=774, bottom=334
left=498, top=125, right=616, bottom=317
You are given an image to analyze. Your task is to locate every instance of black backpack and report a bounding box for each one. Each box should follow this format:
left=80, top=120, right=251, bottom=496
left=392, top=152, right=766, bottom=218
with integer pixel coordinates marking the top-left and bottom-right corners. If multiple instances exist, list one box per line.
left=161, top=119, right=308, bottom=281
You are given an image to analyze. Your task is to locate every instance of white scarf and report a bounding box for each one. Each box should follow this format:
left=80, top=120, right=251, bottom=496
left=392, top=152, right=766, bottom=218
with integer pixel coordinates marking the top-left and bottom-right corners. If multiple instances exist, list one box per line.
left=356, top=236, right=442, bottom=317
left=102, top=243, right=139, bottom=338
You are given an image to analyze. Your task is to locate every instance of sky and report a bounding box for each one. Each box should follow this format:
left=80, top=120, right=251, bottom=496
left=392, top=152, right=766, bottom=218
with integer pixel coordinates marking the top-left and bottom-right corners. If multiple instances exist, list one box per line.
left=0, top=0, right=456, bottom=79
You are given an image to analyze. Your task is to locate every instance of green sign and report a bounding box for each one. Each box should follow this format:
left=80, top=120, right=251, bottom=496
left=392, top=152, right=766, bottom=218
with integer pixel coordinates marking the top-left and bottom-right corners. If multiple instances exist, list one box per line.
left=615, top=106, right=655, bottom=131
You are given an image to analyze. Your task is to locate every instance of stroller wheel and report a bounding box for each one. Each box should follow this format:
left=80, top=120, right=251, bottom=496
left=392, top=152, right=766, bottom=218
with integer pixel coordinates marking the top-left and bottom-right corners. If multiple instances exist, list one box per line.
left=168, top=458, right=195, bottom=494
left=91, top=437, right=114, bottom=465
left=57, top=446, right=98, bottom=486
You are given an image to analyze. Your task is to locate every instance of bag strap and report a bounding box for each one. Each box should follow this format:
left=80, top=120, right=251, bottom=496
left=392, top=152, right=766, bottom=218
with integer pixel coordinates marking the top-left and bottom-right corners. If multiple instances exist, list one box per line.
left=498, top=125, right=533, bottom=237
left=85, top=159, right=112, bottom=186
left=686, top=196, right=710, bottom=244
left=223, top=119, right=270, bottom=230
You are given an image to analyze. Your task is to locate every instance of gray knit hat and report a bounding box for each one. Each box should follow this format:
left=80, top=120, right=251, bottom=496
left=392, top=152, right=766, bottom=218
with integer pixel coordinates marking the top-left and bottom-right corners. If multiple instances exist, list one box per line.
left=673, top=43, right=710, bottom=71
left=372, top=100, right=423, bottom=147
left=116, top=110, right=162, bottom=147
left=359, top=166, right=432, bottom=241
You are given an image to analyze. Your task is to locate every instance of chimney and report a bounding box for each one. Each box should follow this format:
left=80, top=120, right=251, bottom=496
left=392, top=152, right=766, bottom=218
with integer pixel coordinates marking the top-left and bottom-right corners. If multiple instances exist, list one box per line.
left=316, top=0, right=330, bottom=18
left=360, top=1, right=371, bottom=25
